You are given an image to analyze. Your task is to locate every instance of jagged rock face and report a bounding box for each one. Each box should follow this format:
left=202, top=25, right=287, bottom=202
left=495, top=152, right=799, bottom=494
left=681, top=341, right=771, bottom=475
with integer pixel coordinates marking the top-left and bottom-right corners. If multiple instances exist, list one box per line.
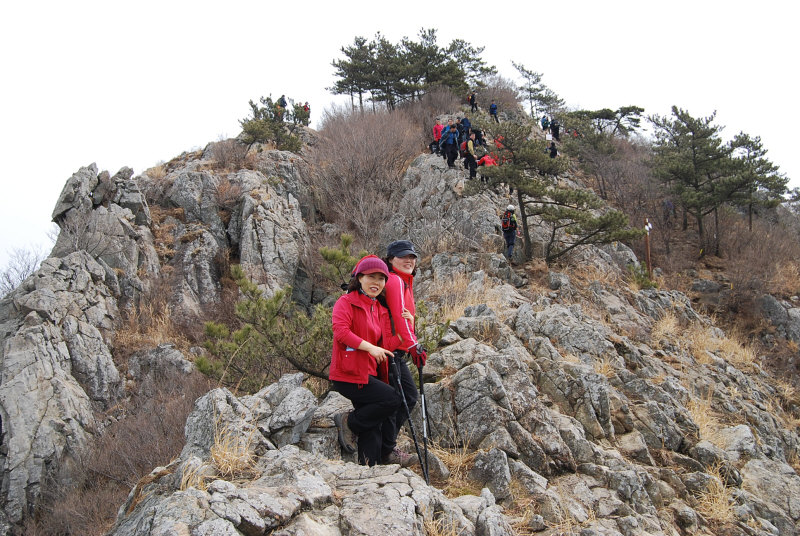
left=137, top=153, right=311, bottom=312
left=50, top=164, right=160, bottom=304
left=0, top=251, right=121, bottom=524
left=380, top=154, right=504, bottom=254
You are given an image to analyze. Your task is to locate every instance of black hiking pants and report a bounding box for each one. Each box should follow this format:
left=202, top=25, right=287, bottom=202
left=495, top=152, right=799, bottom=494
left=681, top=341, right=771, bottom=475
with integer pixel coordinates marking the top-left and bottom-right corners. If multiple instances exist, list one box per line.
left=443, top=143, right=458, bottom=168
left=465, top=154, right=477, bottom=178
left=332, top=376, right=401, bottom=466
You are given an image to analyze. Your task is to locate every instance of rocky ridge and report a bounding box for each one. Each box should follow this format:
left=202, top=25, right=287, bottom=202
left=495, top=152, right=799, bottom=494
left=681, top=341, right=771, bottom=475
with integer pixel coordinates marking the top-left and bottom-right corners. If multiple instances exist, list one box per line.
left=0, top=137, right=799, bottom=534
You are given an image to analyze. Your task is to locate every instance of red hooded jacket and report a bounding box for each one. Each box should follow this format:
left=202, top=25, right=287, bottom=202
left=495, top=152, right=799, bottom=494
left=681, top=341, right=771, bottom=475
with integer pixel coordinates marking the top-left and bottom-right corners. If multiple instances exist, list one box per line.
left=433, top=123, right=444, bottom=141
left=384, top=270, right=417, bottom=352
left=330, top=290, right=397, bottom=385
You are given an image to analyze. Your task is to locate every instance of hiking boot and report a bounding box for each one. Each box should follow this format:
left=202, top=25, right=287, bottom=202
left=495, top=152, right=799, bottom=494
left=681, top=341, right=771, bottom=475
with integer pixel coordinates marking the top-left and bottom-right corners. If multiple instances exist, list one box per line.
left=334, top=411, right=356, bottom=454
left=382, top=448, right=417, bottom=467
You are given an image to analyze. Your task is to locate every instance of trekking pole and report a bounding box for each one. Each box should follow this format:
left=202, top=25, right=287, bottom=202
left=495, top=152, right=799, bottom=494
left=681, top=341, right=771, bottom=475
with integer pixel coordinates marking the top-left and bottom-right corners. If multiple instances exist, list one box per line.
left=417, top=363, right=430, bottom=483
left=390, top=352, right=429, bottom=484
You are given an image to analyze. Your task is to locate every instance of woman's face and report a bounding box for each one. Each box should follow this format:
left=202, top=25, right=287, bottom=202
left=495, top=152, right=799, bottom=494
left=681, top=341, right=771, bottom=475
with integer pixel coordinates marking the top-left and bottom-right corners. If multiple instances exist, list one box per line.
left=358, top=272, right=386, bottom=298
left=390, top=254, right=417, bottom=275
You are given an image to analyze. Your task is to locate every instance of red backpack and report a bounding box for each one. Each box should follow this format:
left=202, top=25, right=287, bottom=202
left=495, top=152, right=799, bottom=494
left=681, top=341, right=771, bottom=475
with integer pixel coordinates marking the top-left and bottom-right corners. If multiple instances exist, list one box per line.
left=501, top=211, right=515, bottom=231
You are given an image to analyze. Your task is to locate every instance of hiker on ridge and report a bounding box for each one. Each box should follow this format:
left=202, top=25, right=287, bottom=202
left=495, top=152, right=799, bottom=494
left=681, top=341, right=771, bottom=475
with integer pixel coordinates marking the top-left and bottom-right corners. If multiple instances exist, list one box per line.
left=439, top=124, right=460, bottom=169
left=489, top=100, right=499, bottom=123
left=500, top=205, right=519, bottom=262
left=431, top=119, right=444, bottom=154
left=464, top=131, right=478, bottom=180
left=551, top=118, right=561, bottom=141
left=381, top=240, right=427, bottom=467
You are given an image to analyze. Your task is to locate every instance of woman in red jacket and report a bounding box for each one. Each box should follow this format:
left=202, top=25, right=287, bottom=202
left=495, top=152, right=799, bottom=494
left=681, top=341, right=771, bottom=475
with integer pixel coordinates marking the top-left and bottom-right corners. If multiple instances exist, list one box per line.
left=330, top=255, right=403, bottom=466
left=381, top=240, right=427, bottom=461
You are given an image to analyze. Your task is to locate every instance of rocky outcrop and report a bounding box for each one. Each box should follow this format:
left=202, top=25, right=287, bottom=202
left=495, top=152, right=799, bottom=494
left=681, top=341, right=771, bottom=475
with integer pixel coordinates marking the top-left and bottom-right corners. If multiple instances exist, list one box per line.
left=50, top=164, right=160, bottom=304
left=0, top=251, right=121, bottom=525
left=108, top=377, right=512, bottom=536
left=4, top=131, right=800, bottom=536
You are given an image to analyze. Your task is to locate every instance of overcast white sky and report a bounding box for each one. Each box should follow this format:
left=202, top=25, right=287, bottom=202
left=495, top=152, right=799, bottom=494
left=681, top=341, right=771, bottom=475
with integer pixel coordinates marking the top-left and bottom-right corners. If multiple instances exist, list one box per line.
left=1, top=0, right=797, bottom=269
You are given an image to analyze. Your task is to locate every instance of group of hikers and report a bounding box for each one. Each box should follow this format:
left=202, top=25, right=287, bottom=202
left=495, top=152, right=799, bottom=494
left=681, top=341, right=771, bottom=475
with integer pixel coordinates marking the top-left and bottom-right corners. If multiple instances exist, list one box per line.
left=431, top=96, right=567, bottom=180
left=274, top=94, right=311, bottom=126
left=466, top=91, right=499, bottom=123
left=430, top=116, right=500, bottom=179
left=332, top=227, right=527, bottom=468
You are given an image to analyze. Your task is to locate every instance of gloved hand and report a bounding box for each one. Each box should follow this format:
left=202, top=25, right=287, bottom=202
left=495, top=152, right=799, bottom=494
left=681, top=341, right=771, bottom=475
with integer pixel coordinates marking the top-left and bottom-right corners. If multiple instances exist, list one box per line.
left=408, top=343, right=427, bottom=367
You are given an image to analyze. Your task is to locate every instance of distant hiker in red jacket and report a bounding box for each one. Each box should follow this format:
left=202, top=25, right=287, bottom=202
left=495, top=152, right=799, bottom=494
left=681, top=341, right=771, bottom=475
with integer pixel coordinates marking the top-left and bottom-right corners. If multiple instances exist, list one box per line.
left=477, top=154, right=497, bottom=167
left=430, top=120, right=444, bottom=154
left=330, top=255, right=404, bottom=466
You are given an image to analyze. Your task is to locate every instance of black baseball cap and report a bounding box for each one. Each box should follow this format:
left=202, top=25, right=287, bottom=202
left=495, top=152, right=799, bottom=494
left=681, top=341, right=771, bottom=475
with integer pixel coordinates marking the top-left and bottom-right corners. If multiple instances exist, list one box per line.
left=386, top=240, right=418, bottom=258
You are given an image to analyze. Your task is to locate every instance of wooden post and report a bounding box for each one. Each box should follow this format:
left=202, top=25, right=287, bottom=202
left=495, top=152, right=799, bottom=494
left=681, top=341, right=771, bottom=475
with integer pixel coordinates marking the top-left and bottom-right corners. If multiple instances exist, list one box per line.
left=644, top=218, right=653, bottom=280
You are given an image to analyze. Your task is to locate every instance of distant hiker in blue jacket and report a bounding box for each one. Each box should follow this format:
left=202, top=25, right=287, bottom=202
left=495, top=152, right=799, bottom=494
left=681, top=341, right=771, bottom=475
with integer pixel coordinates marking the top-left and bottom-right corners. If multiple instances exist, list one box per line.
left=461, top=115, right=472, bottom=139
left=489, top=101, right=499, bottom=123
left=439, top=124, right=460, bottom=169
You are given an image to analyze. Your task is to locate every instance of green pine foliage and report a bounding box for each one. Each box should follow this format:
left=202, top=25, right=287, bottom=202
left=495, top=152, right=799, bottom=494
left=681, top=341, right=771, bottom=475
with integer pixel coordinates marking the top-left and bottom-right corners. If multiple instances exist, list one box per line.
left=469, top=118, right=643, bottom=264
left=512, top=62, right=565, bottom=118
left=239, top=96, right=302, bottom=153
left=650, top=106, right=786, bottom=256
left=330, top=29, right=496, bottom=111
left=627, top=263, right=658, bottom=290
left=202, top=264, right=332, bottom=392
left=318, top=234, right=368, bottom=288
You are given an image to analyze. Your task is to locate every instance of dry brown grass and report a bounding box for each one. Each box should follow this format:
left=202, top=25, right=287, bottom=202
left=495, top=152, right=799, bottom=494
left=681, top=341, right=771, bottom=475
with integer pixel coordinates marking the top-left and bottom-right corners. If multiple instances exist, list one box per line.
left=149, top=206, right=185, bottom=261
left=593, top=356, right=617, bottom=378
left=427, top=420, right=482, bottom=498
left=425, top=272, right=500, bottom=323
left=113, top=292, right=191, bottom=360
left=144, top=162, right=167, bottom=180
left=211, top=138, right=249, bottom=170
left=770, top=261, right=800, bottom=298
left=687, top=324, right=717, bottom=365
left=686, top=391, right=723, bottom=445
left=423, top=514, right=464, bottom=536
left=680, top=320, right=760, bottom=371
left=571, top=262, right=622, bottom=287
left=506, top=478, right=540, bottom=536
left=430, top=441, right=481, bottom=498
left=651, top=311, right=680, bottom=348
left=210, top=419, right=257, bottom=480
left=24, top=374, right=210, bottom=535
left=694, top=464, right=736, bottom=526
left=179, top=460, right=212, bottom=492
left=717, top=330, right=758, bottom=369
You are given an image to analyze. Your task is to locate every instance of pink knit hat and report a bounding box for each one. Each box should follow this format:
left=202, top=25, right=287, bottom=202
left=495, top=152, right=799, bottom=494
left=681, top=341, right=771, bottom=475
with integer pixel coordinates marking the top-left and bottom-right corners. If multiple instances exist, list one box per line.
left=352, top=255, right=390, bottom=278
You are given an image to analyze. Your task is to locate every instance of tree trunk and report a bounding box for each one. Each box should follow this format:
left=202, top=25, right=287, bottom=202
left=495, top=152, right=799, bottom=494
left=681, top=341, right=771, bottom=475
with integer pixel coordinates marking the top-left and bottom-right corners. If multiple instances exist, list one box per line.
left=696, top=212, right=706, bottom=257
left=517, top=190, right=532, bottom=259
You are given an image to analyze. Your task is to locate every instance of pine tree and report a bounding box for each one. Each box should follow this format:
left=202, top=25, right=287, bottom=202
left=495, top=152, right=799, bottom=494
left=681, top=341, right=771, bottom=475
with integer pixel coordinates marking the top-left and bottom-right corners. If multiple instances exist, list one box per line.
left=512, top=62, right=564, bottom=118
left=329, top=36, right=374, bottom=112
left=469, top=119, right=642, bottom=263
left=650, top=107, right=732, bottom=255
left=239, top=96, right=301, bottom=152
left=728, top=133, right=787, bottom=230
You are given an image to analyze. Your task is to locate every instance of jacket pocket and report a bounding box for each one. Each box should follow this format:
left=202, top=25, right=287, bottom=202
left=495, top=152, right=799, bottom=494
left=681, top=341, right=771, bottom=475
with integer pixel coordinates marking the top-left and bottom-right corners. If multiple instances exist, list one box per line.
left=338, top=346, right=361, bottom=376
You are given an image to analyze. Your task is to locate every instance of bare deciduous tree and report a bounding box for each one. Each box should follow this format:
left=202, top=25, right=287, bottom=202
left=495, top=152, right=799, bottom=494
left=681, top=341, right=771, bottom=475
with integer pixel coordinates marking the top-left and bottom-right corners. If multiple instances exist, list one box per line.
left=308, top=108, right=423, bottom=248
left=0, top=246, right=48, bottom=297
left=211, top=137, right=250, bottom=170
